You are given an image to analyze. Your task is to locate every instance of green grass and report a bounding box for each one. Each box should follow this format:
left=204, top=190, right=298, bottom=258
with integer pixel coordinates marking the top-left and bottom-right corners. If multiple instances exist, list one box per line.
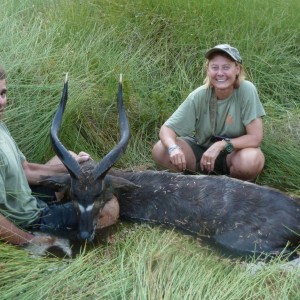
left=1, top=224, right=300, bottom=300
left=3, top=0, right=300, bottom=187
left=1, top=0, right=300, bottom=298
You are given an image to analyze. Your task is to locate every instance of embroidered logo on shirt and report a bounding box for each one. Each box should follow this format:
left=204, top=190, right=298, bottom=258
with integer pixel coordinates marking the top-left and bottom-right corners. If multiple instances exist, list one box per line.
left=226, top=114, right=234, bottom=124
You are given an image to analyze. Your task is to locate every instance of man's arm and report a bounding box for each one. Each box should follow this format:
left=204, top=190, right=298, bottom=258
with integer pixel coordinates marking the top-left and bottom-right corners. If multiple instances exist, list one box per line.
left=22, top=161, right=67, bottom=185
left=0, top=213, right=70, bottom=252
left=23, top=152, right=90, bottom=185
left=0, top=212, right=34, bottom=245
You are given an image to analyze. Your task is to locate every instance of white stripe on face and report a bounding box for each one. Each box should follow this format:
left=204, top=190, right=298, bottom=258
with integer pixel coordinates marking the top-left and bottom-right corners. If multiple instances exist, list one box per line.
left=78, top=203, right=94, bottom=214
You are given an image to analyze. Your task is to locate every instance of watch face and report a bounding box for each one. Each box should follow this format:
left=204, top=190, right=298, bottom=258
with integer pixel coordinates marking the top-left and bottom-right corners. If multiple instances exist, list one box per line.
left=226, top=142, right=234, bottom=153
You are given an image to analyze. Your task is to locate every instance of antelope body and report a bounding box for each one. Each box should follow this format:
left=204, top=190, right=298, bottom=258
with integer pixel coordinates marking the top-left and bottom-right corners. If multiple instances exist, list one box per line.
left=113, top=169, right=300, bottom=256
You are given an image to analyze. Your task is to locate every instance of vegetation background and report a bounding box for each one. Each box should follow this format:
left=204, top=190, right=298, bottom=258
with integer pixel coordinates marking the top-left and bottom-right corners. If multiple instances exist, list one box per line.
left=1, top=0, right=300, bottom=299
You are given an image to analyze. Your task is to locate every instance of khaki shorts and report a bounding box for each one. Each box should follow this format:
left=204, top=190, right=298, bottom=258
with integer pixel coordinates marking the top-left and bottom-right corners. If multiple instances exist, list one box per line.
left=180, top=136, right=230, bottom=175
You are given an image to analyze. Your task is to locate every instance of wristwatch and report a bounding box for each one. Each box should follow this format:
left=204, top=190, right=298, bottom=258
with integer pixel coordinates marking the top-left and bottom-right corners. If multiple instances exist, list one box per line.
left=224, top=138, right=234, bottom=153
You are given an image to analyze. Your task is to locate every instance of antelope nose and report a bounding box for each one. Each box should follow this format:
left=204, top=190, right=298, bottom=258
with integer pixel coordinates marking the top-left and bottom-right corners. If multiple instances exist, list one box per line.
left=79, top=231, right=91, bottom=241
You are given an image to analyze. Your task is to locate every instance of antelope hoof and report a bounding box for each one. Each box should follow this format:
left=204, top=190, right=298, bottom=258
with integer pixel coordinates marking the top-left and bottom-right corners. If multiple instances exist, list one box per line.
left=24, top=232, right=72, bottom=258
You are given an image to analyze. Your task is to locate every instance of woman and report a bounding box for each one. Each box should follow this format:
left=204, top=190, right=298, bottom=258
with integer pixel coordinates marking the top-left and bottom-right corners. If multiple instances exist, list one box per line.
left=152, top=44, right=265, bottom=181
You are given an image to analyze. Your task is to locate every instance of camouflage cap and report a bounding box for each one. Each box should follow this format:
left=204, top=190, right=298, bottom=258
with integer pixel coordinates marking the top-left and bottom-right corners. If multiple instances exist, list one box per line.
left=205, top=44, right=242, bottom=64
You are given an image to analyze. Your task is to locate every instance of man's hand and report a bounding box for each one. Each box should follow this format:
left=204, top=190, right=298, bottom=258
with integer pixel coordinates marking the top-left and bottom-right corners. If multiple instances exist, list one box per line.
left=74, top=151, right=90, bottom=164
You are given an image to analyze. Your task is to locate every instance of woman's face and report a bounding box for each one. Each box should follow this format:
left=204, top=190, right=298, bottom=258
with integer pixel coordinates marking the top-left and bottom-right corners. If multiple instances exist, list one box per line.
left=207, top=54, right=240, bottom=97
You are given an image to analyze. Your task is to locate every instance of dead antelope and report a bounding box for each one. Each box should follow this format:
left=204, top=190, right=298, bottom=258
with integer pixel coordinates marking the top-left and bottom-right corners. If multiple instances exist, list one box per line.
left=40, top=74, right=137, bottom=241
left=111, top=169, right=300, bottom=258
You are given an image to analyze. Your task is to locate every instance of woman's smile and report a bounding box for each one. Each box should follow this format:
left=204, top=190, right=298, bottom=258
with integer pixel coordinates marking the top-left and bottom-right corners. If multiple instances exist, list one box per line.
left=207, top=55, right=240, bottom=98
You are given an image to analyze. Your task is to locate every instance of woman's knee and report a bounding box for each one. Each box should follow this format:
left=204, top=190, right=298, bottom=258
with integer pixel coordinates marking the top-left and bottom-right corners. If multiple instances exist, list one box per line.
left=229, top=148, right=265, bottom=180
left=152, top=141, right=166, bottom=163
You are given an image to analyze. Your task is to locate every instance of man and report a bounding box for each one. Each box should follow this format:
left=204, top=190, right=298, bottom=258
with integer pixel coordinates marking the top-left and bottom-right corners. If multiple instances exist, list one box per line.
left=0, top=66, right=118, bottom=247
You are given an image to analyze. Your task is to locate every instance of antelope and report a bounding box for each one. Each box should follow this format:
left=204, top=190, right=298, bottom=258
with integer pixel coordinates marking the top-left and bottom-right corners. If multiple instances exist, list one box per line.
left=41, top=75, right=300, bottom=260
left=40, top=74, right=137, bottom=242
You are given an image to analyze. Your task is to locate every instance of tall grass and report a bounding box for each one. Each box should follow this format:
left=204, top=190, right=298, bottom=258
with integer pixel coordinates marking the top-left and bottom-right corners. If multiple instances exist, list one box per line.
left=2, top=0, right=300, bottom=187
left=1, top=0, right=300, bottom=298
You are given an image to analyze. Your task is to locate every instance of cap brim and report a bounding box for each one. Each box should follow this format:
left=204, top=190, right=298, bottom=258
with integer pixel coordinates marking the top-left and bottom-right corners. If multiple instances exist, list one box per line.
left=205, top=48, right=240, bottom=63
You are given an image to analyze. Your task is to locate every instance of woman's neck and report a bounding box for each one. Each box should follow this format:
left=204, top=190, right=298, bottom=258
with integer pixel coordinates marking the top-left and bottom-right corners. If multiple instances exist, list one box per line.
left=215, top=86, right=234, bottom=100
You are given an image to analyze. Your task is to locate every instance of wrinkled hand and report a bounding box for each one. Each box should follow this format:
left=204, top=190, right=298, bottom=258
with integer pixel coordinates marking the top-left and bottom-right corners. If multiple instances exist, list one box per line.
left=73, top=151, right=91, bottom=164
left=200, top=142, right=223, bottom=172
left=170, top=148, right=186, bottom=171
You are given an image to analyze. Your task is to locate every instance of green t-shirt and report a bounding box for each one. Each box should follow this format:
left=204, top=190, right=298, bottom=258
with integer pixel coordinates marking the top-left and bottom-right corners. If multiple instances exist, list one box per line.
left=0, top=122, right=42, bottom=227
left=165, top=80, right=266, bottom=147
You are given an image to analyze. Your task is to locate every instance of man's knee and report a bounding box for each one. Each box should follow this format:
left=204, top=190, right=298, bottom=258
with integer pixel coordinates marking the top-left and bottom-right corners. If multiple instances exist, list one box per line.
left=45, top=155, right=63, bottom=166
left=96, top=196, right=120, bottom=229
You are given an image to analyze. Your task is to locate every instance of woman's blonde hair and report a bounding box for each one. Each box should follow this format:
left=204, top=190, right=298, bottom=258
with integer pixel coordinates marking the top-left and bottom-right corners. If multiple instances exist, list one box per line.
left=203, top=53, right=246, bottom=89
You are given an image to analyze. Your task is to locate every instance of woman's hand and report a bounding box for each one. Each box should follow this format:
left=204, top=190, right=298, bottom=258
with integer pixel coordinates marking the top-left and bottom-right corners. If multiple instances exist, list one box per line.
left=200, top=141, right=225, bottom=172
left=169, top=146, right=186, bottom=171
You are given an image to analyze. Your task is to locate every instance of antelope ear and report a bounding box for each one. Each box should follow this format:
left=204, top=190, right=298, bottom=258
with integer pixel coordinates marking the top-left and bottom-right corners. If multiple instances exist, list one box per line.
left=38, top=174, right=71, bottom=191
left=106, top=175, right=140, bottom=191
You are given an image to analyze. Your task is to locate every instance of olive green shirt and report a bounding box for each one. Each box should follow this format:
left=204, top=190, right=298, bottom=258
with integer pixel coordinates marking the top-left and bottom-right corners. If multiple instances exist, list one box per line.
left=0, top=122, right=42, bottom=227
left=165, top=80, right=265, bottom=147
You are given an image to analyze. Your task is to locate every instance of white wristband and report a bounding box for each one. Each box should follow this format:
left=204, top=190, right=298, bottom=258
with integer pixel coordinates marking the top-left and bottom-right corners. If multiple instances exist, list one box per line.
left=168, top=144, right=181, bottom=155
